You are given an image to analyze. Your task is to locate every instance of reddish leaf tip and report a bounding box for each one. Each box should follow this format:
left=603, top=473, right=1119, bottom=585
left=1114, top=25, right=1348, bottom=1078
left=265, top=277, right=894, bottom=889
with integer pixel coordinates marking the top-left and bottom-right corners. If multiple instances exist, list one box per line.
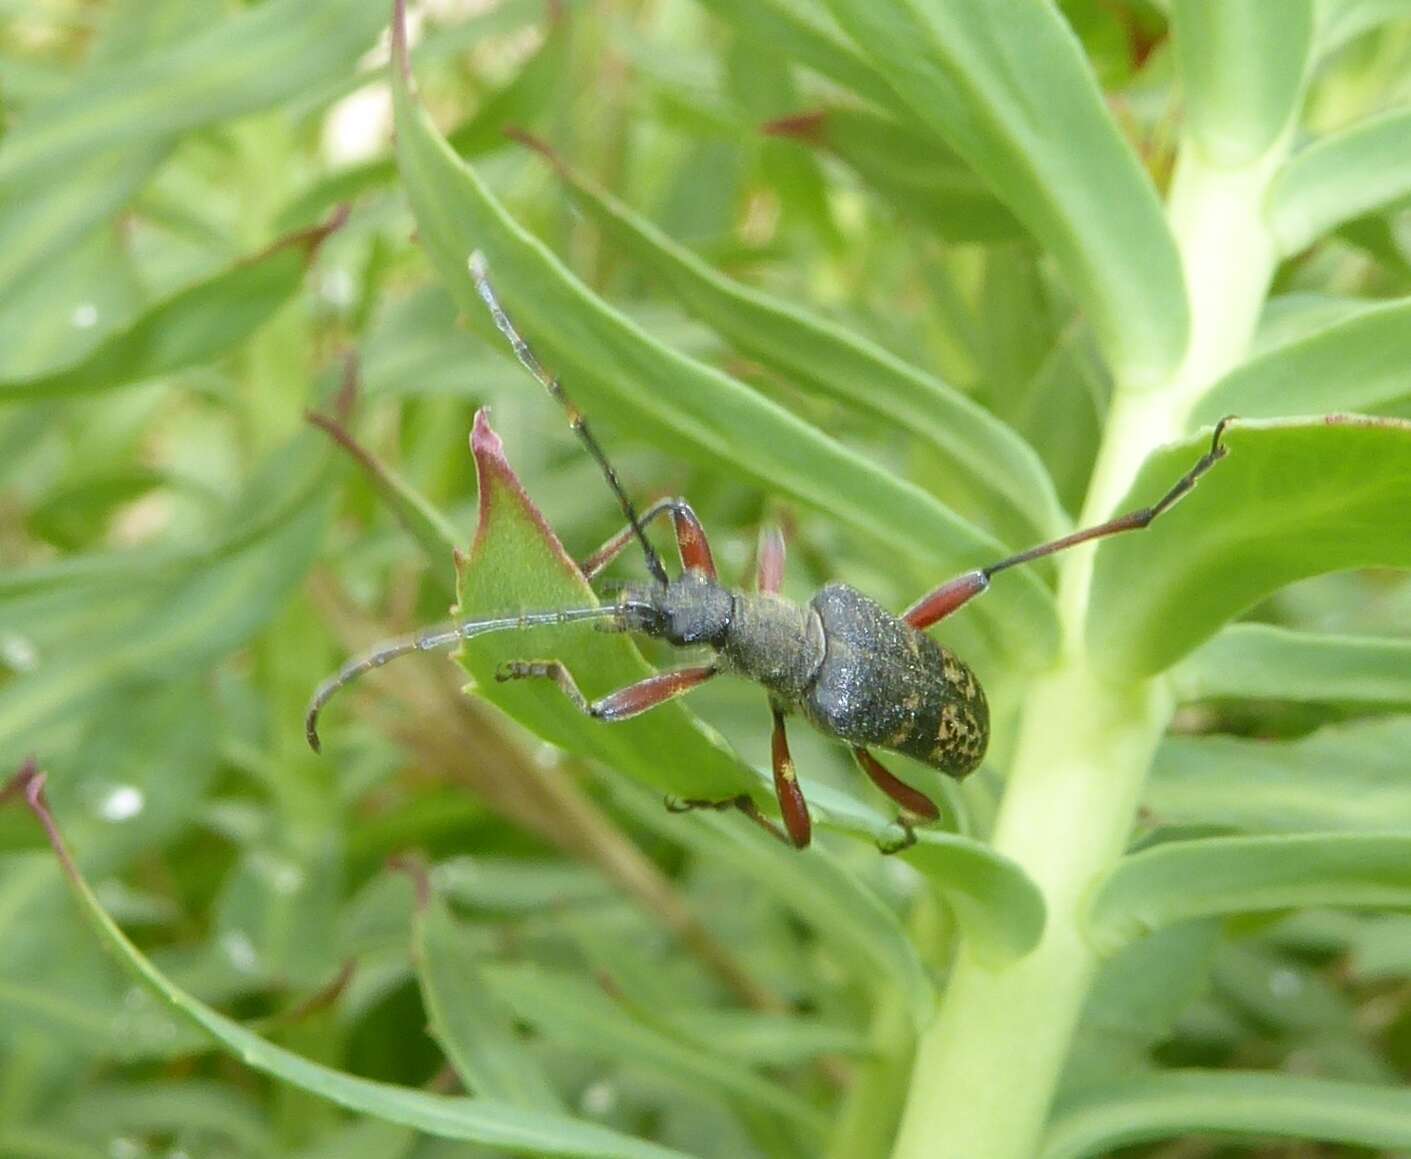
left=0, top=756, right=40, bottom=806
left=466, top=410, right=586, bottom=584
left=470, top=406, right=503, bottom=459
left=505, top=126, right=564, bottom=172
left=390, top=0, right=412, bottom=86
left=387, top=853, right=432, bottom=909
left=761, top=110, right=828, bottom=144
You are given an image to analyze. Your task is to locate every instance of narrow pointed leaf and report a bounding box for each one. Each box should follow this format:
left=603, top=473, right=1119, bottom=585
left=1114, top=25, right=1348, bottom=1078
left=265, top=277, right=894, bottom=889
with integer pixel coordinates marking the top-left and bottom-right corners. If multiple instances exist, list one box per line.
left=819, top=0, right=1187, bottom=389
left=307, top=412, right=462, bottom=599
left=1148, top=717, right=1411, bottom=833
left=8, top=771, right=691, bottom=1159
left=1268, top=107, right=1411, bottom=254
left=455, top=411, right=754, bottom=801
left=899, top=833, right=1047, bottom=968
left=483, top=963, right=826, bottom=1134
left=0, top=147, right=165, bottom=295
left=1191, top=297, right=1411, bottom=422
left=1172, top=0, right=1314, bottom=166
left=766, top=106, right=1023, bottom=242
left=389, top=1, right=1059, bottom=663
left=278, top=8, right=565, bottom=230
left=1086, top=833, right=1411, bottom=956
left=0, top=436, right=332, bottom=754
left=0, top=0, right=385, bottom=193
left=0, top=219, right=336, bottom=402
left=413, top=891, right=563, bottom=1111
left=692, top=0, right=901, bottom=113
left=1043, top=1071, right=1411, bottom=1158
left=1087, top=416, right=1411, bottom=677
left=607, top=779, right=936, bottom=1024
left=1172, top=623, right=1411, bottom=706
left=534, top=141, right=1063, bottom=545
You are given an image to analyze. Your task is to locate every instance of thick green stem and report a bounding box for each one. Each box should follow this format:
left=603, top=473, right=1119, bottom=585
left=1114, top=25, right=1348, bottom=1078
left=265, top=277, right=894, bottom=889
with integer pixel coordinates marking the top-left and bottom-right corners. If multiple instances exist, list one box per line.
left=890, top=137, right=1286, bottom=1158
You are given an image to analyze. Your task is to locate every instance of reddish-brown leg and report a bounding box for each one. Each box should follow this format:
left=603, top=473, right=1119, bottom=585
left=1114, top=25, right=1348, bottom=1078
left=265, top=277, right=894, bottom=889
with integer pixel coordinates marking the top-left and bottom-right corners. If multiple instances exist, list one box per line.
left=853, top=748, right=940, bottom=822
left=903, top=571, right=990, bottom=631
left=756, top=525, right=786, bottom=594
left=770, top=707, right=812, bottom=848
left=579, top=497, right=716, bottom=581
left=903, top=418, right=1234, bottom=631
left=496, top=660, right=717, bottom=721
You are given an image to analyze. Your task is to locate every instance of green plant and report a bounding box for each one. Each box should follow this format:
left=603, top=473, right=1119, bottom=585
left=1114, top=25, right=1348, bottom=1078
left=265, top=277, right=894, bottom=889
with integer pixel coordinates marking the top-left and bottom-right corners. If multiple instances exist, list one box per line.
left=4, top=1, right=1411, bottom=1156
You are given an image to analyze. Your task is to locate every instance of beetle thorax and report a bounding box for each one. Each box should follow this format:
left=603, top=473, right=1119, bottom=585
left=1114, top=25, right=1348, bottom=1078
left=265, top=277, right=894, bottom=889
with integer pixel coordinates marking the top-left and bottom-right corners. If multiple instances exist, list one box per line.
left=717, top=591, right=825, bottom=702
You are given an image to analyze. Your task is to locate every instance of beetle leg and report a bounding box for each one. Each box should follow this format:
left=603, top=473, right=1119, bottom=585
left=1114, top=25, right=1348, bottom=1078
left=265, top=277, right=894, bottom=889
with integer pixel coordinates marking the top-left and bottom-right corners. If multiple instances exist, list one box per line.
left=770, top=707, right=812, bottom=848
left=853, top=748, right=940, bottom=847
left=579, top=498, right=717, bottom=581
left=496, top=660, right=717, bottom=721
left=902, top=571, right=990, bottom=631
left=756, top=525, right=787, bottom=594
left=665, top=793, right=797, bottom=847
left=903, top=418, right=1234, bottom=630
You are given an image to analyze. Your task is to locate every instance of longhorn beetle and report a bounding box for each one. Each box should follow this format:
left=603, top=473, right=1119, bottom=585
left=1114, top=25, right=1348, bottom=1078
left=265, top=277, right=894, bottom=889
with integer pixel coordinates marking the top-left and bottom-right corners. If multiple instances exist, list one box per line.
left=307, top=253, right=1231, bottom=850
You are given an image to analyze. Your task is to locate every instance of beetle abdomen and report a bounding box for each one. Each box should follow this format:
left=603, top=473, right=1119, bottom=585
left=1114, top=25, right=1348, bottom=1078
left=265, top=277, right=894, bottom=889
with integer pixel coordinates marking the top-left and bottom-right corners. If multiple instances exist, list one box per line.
left=801, top=583, right=988, bottom=777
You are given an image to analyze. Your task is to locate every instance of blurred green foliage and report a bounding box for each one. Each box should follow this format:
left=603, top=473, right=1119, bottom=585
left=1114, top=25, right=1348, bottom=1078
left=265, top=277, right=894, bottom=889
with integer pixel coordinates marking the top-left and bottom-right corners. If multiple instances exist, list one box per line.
left=3, top=1, right=1411, bottom=1157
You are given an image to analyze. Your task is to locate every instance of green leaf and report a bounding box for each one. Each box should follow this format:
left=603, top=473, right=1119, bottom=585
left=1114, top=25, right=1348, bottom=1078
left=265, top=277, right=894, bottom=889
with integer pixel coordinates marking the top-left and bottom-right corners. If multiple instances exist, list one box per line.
left=765, top=106, right=1023, bottom=242
left=483, top=962, right=827, bottom=1135
left=1172, top=1, right=1314, bottom=166
left=607, top=778, right=937, bottom=1024
left=1086, top=833, right=1411, bottom=956
left=898, top=833, right=1046, bottom=968
left=59, top=1081, right=273, bottom=1157
left=1148, top=717, right=1411, bottom=833
left=0, top=147, right=165, bottom=297
left=653, top=1009, right=869, bottom=1066
left=533, top=139, right=1063, bottom=546
left=413, top=889, right=564, bottom=1112
left=1172, top=623, right=1411, bottom=705
left=1316, top=0, right=1411, bottom=55
left=277, top=7, right=565, bottom=231
left=692, top=0, right=902, bottom=113
left=454, top=409, right=755, bottom=802
left=1192, top=296, right=1411, bottom=422
left=0, top=0, right=385, bottom=194
left=818, top=0, right=1188, bottom=389
left=389, top=2, right=1060, bottom=664
left=5, top=768, right=693, bottom=1159
left=0, top=435, right=332, bottom=754
left=1086, top=416, right=1411, bottom=678
left=1042, top=1070, right=1411, bottom=1158
left=307, top=410, right=462, bottom=599
left=1066, top=921, right=1221, bottom=1088
left=0, top=218, right=336, bottom=403
left=1268, top=107, right=1411, bottom=254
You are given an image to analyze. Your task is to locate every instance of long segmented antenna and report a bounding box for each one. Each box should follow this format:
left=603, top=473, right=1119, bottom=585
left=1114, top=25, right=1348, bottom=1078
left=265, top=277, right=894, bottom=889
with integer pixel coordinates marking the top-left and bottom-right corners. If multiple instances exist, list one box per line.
left=305, top=603, right=639, bottom=753
left=983, top=416, right=1234, bottom=579
left=469, top=252, right=670, bottom=586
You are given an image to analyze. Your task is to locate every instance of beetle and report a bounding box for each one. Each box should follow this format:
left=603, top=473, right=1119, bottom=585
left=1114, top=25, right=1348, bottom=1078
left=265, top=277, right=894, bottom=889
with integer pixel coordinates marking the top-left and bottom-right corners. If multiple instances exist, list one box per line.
left=307, top=253, right=1231, bottom=849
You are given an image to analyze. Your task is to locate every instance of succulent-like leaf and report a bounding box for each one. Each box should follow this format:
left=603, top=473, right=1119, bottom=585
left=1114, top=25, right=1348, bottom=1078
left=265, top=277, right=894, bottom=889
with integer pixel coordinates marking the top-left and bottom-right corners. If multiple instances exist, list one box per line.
left=817, top=0, right=1188, bottom=389
left=1086, top=833, right=1411, bottom=956
left=4, top=766, right=693, bottom=1159
left=1043, top=1070, right=1411, bottom=1158
left=1172, top=0, right=1314, bottom=166
left=1087, top=416, right=1411, bottom=677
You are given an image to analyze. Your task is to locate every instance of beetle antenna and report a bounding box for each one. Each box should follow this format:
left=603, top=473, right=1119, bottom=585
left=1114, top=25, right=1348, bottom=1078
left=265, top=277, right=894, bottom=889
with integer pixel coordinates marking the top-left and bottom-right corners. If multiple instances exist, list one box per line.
left=305, top=602, right=642, bottom=753
left=981, top=417, right=1234, bottom=578
left=469, top=253, right=670, bottom=587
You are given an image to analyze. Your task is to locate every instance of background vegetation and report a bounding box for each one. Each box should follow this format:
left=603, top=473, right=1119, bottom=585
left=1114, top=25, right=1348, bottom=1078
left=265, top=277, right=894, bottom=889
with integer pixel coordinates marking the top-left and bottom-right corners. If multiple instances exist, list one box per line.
left=4, top=1, right=1411, bottom=1156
